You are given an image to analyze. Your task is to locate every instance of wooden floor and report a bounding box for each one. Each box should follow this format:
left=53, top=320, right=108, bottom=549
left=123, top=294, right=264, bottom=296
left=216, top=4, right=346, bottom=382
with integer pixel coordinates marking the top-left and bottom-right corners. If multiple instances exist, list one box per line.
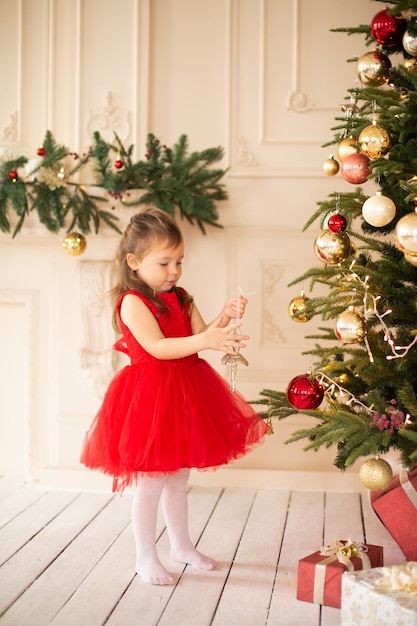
left=0, top=478, right=406, bottom=626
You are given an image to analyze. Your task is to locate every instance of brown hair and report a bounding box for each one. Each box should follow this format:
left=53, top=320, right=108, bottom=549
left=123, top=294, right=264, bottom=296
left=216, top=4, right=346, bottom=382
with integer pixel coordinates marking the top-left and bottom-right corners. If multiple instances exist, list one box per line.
left=110, top=207, right=193, bottom=332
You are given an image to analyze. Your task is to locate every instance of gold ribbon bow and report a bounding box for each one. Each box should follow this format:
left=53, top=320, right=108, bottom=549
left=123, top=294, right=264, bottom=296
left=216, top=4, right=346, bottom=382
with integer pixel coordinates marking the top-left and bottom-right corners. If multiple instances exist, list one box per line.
left=313, top=539, right=370, bottom=604
left=320, top=539, right=370, bottom=571
left=375, top=562, right=417, bottom=594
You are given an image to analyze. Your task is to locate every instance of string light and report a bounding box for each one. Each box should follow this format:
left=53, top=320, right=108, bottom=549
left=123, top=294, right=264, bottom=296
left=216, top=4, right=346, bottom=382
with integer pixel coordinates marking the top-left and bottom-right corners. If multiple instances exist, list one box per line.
left=343, top=261, right=417, bottom=361
left=317, top=371, right=374, bottom=416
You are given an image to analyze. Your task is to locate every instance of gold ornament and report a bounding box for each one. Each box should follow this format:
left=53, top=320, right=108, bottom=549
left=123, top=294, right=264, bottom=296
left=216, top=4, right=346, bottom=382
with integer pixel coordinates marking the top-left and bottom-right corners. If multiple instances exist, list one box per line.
left=314, top=230, right=351, bottom=265
left=404, top=57, right=417, bottom=72
left=359, top=123, right=391, bottom=159
left=395, top=211, right=417, bottom=255
left=359, top=457, right=393, bottom=490
left=288, top=292, right=312, bottom=323
left=404, top=252, right=417, bottom=266
left=63, top=232, right=87, bottom=256
left=362, top=190, right=396, bottom=227
left=356, top=50, right=391, bottom=87
left=333, top=370, right=356, bottom=388
left=339, top=544, right=358, bottom=559
left=337, top=137, right=358, bottom=162
left=335, top=306, right=367, bottom=344
left=322, top=156, right=339, bottom=176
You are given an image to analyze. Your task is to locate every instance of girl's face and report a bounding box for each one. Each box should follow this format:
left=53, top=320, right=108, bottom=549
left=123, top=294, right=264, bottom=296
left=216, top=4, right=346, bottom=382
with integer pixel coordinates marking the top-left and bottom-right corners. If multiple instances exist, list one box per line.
left=127, top=241, right=184, bottom=293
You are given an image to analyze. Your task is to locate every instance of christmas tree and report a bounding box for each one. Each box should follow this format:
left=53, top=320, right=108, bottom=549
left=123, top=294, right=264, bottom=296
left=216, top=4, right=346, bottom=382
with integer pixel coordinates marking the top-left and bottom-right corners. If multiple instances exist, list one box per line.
left=253, top=1, right=417, bottom=490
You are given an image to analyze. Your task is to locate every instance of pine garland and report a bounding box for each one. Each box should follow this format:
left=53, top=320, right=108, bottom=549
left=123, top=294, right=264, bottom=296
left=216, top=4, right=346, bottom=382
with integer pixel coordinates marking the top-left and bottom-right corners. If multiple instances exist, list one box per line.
left=0, top=130, right=228, bottom=237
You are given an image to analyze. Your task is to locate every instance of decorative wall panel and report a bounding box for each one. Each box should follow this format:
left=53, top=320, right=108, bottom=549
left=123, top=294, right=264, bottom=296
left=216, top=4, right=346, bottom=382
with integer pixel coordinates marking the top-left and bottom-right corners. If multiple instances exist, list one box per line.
left=229, top=0, right=373, bottom=175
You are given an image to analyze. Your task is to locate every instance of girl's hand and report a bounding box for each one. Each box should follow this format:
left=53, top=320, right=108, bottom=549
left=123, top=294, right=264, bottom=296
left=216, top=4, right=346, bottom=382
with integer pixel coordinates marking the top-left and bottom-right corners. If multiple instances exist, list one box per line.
left=223, top=295, right=248, bottom=321
left=204, top=320, right=249, bottom=354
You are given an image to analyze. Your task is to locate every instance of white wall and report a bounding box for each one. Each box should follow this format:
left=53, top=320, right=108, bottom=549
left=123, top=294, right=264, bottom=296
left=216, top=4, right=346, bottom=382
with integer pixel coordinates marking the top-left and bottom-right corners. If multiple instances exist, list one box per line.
left=0, top=0, right=375, bottom=488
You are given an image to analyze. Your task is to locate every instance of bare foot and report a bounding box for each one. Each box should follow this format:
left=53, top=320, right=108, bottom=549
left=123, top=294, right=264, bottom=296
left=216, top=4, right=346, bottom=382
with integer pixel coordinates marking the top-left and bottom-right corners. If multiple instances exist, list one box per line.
left=171, top=547, right=216, bottom=570
left=136, top=559, right=176, bottom=585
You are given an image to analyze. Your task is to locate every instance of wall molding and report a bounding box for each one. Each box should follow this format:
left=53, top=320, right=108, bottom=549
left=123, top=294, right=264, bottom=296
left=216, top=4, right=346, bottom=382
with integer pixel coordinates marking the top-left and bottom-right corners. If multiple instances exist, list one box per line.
left=0, top=290, right=38, bottom=482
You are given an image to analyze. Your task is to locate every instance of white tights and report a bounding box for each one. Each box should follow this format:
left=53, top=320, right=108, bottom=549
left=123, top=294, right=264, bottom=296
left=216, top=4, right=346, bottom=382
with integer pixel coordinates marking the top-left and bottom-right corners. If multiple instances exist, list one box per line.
left=131, top=468, right=215, bottom=585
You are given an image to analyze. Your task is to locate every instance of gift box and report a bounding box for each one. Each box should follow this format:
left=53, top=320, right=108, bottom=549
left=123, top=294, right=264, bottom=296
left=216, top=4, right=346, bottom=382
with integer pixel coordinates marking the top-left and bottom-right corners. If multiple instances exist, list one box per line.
left=341, top=563, right=417, bottom=625
left=371, top=467, right=417, bottom=560
left=296, top=539, right=383, bottom=608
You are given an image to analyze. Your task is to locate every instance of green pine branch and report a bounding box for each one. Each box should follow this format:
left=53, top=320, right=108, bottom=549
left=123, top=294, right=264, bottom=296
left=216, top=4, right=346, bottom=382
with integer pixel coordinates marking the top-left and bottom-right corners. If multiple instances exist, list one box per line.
left=0, top=130, right=228, bottom=237
left=0, top=156, right=29, bottom=235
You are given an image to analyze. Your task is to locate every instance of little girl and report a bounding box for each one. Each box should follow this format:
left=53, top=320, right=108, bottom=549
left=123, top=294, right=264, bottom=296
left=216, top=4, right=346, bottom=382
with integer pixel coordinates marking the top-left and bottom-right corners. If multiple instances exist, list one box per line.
left=80, top=207, right=269, bottom=585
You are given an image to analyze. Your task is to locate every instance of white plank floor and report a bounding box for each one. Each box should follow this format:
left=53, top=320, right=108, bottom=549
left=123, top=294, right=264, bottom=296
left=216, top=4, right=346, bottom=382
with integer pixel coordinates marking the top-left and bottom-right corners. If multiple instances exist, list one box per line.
left=0, top=478, right=406, bottom=626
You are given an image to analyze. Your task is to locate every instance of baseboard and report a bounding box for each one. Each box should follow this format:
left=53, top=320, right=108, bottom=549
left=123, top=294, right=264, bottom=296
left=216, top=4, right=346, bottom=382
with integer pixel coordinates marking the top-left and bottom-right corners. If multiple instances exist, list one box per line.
left=33, top=466, right=365, bottom=493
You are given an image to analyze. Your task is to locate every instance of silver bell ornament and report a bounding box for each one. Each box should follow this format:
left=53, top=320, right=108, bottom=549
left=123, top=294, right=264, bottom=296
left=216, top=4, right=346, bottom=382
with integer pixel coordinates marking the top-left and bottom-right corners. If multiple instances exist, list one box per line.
left=362, top=190, right=396, bottom=227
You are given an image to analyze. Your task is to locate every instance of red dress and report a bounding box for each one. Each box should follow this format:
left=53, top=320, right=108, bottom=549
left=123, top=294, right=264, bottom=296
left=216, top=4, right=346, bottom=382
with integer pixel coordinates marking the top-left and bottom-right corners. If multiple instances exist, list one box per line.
left=80, top=289, right=269, bottom=491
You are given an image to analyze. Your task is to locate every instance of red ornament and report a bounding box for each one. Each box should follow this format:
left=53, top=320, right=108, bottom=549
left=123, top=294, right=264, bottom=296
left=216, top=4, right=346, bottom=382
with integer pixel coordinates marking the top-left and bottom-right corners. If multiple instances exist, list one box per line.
left=9, top=169, right=18, bottom=182
left=286, top=374, right=324, bottom=410
left=371, top=8, right=406, bottom=47
left=341, top=153, right=371, bottom=185
left=114, top=158, right=124, bottom=170
left=37, top=146, right=46, bottom=157
left=327, top=213, right=347, bottom=233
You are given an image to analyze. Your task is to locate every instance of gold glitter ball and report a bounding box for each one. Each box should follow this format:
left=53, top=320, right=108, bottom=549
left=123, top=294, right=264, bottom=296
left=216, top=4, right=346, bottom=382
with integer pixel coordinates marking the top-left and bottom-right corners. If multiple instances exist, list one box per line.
left=62, top=232, right=87, bottom=256
left=359, top=457, right=393, bottom=490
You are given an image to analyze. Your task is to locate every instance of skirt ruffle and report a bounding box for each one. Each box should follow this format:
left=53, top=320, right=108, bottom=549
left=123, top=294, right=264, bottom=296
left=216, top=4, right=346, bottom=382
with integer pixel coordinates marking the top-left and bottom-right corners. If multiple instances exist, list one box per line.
left=80, top=358, right=269, bottom=491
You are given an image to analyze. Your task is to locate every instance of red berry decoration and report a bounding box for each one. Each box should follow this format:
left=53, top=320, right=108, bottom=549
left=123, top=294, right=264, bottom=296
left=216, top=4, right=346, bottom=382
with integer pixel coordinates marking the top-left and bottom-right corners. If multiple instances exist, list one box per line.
left=341, top=153, right=371, bottom=185
left=328, top=213, right=347, bottom=233
left=37, top=146, right=46, bottom=156
left=114, top=158, right=124, bottom=170
left=371, top=8, right=406, bottom=47
left=9, top=169, right=18, bottom=182
left=286, top=374, right=324, bottom=410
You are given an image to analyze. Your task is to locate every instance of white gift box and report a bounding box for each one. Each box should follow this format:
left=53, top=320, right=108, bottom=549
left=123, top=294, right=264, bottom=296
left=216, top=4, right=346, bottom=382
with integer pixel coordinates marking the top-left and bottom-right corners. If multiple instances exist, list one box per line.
left=341, top=564, right=417, bottom=626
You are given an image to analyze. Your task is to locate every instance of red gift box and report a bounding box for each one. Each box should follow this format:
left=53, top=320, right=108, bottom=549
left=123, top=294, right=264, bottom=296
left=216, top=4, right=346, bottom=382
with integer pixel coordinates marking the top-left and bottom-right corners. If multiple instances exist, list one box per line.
left=370, top=467, right=417, bottom=560
left=296, top=540, right=383, bottom=609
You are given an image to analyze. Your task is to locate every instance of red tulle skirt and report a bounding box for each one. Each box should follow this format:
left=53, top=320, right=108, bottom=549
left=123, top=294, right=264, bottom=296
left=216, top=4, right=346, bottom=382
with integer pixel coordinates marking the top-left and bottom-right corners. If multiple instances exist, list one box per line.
left=80, top=356, right=269, bottom=492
